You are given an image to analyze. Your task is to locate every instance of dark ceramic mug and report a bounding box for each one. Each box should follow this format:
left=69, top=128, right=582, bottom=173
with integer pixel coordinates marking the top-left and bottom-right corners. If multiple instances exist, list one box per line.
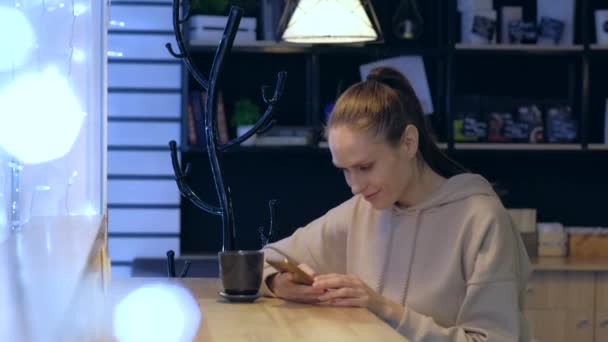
left=218, top=250, right=264, bottom=295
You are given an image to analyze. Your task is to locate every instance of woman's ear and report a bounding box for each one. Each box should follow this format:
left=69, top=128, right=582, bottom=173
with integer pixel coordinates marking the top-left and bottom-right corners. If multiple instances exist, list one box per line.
left=400, top=124, right=419, bottom=159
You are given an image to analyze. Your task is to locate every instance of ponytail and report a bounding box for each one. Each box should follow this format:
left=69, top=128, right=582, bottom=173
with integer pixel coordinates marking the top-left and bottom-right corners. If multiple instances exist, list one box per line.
left=328, top=66, right=466, bottom=178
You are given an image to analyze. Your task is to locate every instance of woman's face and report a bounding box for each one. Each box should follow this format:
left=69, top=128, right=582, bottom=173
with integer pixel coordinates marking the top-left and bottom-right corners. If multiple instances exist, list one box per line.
left=328, top=125, right=416, bottom=209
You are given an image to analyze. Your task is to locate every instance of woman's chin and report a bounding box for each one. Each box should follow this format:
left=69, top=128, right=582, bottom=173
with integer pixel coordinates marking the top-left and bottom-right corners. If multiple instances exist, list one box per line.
left=365, top=197, right=391, bottom=210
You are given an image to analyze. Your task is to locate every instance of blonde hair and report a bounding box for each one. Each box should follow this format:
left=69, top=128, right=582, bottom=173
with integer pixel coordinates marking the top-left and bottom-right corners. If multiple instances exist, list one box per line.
left=327, top=67, right=466, bottom=177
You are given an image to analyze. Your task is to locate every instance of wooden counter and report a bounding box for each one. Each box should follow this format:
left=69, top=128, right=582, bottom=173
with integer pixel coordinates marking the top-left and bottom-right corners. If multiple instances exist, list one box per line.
left=0, top=215, right=108, bottom=342
left=527, top=257, right=608, bottom=342
left=100, top=277, right=407, bottom=342
left=531, top=257, right=608, bottom=272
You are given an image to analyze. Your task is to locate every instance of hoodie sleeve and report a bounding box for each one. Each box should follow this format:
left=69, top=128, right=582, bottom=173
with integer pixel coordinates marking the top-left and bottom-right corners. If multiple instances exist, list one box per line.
left=260, top=198, right=353, bottom=296
left=395, top=208, right=529, bottom=341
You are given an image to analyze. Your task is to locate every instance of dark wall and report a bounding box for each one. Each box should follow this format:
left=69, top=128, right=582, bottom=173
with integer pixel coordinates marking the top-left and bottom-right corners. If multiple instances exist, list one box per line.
left=181, top=148, right=351, bottom=253
left=181, top=148, right=608, bottom=254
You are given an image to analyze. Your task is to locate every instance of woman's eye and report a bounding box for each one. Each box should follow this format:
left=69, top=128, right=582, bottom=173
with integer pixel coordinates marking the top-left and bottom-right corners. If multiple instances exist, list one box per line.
left=359, top=164, right=372, bottom=172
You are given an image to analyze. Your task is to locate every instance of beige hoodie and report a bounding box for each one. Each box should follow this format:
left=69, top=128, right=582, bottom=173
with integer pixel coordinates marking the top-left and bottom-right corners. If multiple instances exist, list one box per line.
left=261, top=173, right=531, bottom=341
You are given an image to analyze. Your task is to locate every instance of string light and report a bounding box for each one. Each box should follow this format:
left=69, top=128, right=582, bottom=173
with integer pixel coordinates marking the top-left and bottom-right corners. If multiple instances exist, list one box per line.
left=113, top=284, right=201, bottom=342
left=0, top=6, right=36, bottom=71
left=0, top=68, right=85, bottom=164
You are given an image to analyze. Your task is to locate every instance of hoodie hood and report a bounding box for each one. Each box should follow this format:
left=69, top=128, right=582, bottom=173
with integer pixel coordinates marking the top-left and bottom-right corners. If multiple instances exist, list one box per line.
left=393, top=173, right=497, bottom=214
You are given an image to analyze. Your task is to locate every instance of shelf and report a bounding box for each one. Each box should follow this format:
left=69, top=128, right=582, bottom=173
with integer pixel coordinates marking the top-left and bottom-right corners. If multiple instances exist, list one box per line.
left=316, top=45, right=444, bottom=57
left=318, top=142, right=448, bottom=150
left=189, top=40, right=312, bottom=53
left=454, top=44, right=583, bottom=55
left=453, top=143, right=582, bottom=151
left=185, top=142, right=584, bottom=152
left=590, top=44, right=608, bottom=55
left=588, top=144, right=608, bottom=150
left=590, top=44, right=608, bottom=50
left=188, top=40, right=443, bottom=56
left=531, top=256, right=608, bottom=272
left=183, top=145, right=324, bottom=154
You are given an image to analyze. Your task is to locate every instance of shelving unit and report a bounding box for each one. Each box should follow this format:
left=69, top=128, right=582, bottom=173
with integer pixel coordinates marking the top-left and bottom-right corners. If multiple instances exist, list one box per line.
left=454, top=143, right=582, bottom=151
left=589, top=143, right=608, bottom=150
left=181, top=0, right=606, bottom=152
left=180, top=0, right=608, bottom=256
left=189, top=40, right=312, bottom=53
left=590, top=44, right=608, bottom=50
left=454, top=43, right=584, bottom=54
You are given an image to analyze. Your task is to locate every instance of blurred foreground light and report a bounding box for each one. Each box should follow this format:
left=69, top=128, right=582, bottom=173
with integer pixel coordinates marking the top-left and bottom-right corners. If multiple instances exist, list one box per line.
left=113, top=283, right=201, bottom=342
left=0, top=69, right=85, bottom=164
left=0, top=6, right=36, bottom=71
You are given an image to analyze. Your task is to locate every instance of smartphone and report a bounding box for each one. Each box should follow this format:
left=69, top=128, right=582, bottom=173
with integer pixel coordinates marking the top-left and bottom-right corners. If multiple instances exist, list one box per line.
left=265, top=257, right=314, bottom=285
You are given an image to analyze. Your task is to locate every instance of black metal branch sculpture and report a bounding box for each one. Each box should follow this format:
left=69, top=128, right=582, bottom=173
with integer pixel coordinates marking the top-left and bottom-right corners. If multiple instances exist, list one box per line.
left=166, top=0, right=287, bottom=253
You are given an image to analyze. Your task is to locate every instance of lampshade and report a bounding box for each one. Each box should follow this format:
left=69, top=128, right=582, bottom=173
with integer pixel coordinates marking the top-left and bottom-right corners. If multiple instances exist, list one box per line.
left=278, top=0, right=383, bottom=44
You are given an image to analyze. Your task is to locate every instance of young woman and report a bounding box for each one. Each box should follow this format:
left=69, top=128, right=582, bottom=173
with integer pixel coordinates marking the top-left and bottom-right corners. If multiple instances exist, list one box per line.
left=261, top=67, right=531, bottom=341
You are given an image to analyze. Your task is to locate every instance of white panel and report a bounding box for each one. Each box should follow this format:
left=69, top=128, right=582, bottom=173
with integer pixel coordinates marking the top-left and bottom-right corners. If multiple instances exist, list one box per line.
left=108, top=64, right=181, bottom=89
left=108, top=151, right=173, bottom=175
left=108, top=208, right=180, bottom=234
left=108, top=180, right=180, bottom=205
left=108, top=122, right=180, bottom=147
left=109, top=237, right=180, bottom=262
left=108, top=34, right=177, bottom=60
left=111, top=265, right=133, bottom=278
left=108, top=93, right=181, bottom=119
left=109, top=5, right=172, bottom=32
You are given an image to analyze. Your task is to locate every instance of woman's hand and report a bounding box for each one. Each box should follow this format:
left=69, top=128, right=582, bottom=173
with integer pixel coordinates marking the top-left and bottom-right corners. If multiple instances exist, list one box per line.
left=268, top=264, right=325, bottom=304
left=312, top=273, right=404, bottom=326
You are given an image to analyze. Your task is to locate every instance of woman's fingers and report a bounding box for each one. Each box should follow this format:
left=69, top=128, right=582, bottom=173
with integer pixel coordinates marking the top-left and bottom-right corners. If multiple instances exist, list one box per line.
left=286, top=283, right=324, bottom=304
left=312, top=273, right=357, bottom=290
left=318, top=287, right=364, bottom=301
left=273, top=271, right=324, bottom=303
left=298, top=263, right=317, bottom=277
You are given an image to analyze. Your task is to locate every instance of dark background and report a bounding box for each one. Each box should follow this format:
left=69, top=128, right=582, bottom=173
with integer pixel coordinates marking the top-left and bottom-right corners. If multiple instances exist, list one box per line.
left=180, top=0, right=608, bottom=254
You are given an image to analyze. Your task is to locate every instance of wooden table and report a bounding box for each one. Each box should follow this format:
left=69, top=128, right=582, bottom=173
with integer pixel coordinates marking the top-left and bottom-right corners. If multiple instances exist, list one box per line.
left=102, top=277, right=407, bottom=341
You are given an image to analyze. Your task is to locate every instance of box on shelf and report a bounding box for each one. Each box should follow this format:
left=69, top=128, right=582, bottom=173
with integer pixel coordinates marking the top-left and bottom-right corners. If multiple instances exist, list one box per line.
left=537, top=222, right=567, bottom=257
left=255, top=126, right=313, bottom=146
left=537, top=0, right=575, bottom=45
left=568, top=227, right=608, bottom=258
left=500, top=6, right=522, bottom=44
left=537, top=17, right=565, bottom=45
left=461, top=10, right=497, bottom=44
left=596, top=10, right=608, bottom=45
left=189, top=15, right=257, bottom=43
left=545, top=105, right=578, bottom=143
left=454, top=96, right=486, bottom=142
left=509, top=208, right=538, bottom=258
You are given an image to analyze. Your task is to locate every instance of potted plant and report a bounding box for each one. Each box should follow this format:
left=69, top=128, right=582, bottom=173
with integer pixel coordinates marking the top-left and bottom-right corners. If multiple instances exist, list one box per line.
left=188, top=0, right=259, bottom=43
left=230, top=98, right=260, bottom=146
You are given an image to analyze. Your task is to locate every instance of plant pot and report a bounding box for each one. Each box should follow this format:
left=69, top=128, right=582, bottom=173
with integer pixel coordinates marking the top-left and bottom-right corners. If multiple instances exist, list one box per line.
left=237, top=125, right=256, bottom=146
left=189, top=15, right=257, bottom=43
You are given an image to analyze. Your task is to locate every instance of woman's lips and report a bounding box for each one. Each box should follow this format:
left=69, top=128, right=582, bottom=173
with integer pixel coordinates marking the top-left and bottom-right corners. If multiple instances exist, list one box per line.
left=364, top=191, right=379, bottom=201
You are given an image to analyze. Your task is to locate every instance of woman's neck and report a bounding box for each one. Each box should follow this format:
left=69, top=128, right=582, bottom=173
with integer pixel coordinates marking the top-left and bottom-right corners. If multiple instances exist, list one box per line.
left=396, top=164, right=446, bottom=208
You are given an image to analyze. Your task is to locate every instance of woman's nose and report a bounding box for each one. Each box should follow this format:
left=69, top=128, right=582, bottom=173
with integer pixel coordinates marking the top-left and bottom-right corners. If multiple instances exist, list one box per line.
left=348, top=176, right=364, bottom=195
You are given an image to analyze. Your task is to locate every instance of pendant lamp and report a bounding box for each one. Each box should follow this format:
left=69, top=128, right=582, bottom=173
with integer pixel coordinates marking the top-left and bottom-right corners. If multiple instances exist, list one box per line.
left=278, top=0, right=383, bottom=44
